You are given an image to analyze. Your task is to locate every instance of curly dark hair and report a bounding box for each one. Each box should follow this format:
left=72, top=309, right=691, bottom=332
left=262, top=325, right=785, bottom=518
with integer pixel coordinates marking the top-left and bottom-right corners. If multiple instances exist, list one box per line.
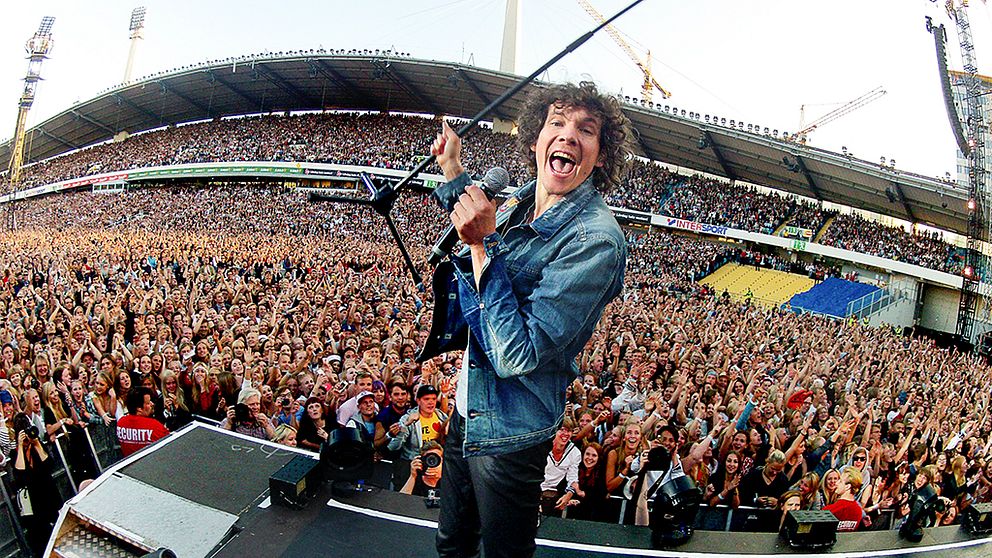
left=515, top=81, right=633, bottom=193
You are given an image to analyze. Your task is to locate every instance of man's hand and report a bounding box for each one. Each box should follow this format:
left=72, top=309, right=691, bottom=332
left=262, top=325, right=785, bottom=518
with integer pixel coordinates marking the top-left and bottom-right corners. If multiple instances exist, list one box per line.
left=431, top=121, right=464, bottom=180
left=450, top=186, right=496, bottom=248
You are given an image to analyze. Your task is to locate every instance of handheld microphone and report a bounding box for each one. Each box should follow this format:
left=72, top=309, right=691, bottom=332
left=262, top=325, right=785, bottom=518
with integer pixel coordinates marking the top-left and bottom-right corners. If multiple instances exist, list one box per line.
left=430, top=167, right=510, bottom=212
left=428, top=167, right=510, bottom=266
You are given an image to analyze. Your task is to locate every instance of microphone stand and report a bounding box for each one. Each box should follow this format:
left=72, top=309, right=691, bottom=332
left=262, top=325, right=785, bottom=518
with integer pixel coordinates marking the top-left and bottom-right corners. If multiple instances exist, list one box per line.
left=309, top=0, right=648, bottom=289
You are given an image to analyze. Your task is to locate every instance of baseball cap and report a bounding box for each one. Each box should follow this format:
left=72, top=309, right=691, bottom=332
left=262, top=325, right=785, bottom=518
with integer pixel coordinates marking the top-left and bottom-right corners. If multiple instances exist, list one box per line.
left=357, top=390, right=375, bottom=402
left=417, top=384, right=439, bottom=399
left=0, top=391, right=12, bottom=405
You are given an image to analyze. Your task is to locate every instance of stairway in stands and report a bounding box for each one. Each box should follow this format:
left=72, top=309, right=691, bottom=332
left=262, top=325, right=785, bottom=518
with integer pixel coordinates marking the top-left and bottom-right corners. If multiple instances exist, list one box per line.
left=701, top=264, right=816, bottom=307
left=813, top=214, right=837, bottom=243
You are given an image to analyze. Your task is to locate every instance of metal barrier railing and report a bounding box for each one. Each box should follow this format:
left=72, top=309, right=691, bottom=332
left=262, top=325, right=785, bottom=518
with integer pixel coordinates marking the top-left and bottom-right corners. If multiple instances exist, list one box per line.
left=559, top=496, right=895, bottom=532
left=846, top=287, right=906, bottom=319
left=0, top=472, right=30, bottom=558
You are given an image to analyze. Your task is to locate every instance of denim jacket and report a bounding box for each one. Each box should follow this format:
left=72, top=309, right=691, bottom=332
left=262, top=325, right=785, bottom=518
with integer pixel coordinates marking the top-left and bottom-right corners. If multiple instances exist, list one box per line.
left=419, top=173, right=625, bottom=457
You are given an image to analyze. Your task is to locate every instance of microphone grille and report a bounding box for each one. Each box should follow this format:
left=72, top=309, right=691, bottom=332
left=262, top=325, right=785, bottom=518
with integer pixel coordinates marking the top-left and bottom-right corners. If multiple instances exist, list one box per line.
left=481, top=167, right=510, bottom=195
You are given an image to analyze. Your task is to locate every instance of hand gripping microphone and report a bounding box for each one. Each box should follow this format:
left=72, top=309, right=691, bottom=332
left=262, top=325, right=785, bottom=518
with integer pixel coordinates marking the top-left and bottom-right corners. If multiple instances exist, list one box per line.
left=428, top=167, right=510, bottom=266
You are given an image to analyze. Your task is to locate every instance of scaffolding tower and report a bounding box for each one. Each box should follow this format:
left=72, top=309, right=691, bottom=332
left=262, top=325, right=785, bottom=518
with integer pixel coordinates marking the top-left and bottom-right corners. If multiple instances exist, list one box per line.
left=943, top=1, right=989, bottom=343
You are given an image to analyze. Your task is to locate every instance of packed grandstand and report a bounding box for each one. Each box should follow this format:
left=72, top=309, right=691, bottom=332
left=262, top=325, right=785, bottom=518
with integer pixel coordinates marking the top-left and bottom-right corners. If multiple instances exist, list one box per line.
left=0, top=64, right=986, bottom=555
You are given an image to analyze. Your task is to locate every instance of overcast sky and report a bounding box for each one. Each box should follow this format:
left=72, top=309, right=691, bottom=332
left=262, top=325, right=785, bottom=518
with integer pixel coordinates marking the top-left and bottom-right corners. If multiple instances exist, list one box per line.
left=0, top=0, right=988, bottom=182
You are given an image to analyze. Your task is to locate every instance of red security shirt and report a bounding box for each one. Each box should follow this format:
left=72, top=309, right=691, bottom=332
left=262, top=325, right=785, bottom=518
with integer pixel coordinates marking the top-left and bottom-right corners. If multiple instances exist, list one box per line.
left=824, top=498, right=863, bottom=531
left=116, top=415, right=169, bottom=456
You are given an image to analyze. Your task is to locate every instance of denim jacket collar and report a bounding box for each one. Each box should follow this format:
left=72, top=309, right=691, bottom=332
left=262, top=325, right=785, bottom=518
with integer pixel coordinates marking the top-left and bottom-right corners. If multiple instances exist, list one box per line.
left=508, top=177, right=599, bottom=241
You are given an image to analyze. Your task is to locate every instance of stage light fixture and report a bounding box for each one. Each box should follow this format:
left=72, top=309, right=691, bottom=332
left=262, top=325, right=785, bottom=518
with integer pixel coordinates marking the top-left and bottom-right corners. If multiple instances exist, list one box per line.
left=969, top=198, right=976, bottom=210
left=647, top=448, right=702, bottom=548
left=782, top=510, right=838, bottom=549
left=962, top=502, right=992, bottom=535
left=899, top=484, right=942, bottom=543
left=321, top=426, right=374, bottom=494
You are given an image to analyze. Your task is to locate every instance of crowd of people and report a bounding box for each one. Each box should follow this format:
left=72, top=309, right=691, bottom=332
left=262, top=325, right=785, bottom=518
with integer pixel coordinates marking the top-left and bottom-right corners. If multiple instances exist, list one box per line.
left=1, top=112, right=963, bottom=275
left=819, top=214, right=963, bottom=274
left=0, top=178, right=988, bottom=554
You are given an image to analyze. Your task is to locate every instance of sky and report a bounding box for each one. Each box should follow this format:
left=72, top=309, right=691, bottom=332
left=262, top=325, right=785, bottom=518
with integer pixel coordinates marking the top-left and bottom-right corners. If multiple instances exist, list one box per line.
left=0, top=0, right=989, bottom=183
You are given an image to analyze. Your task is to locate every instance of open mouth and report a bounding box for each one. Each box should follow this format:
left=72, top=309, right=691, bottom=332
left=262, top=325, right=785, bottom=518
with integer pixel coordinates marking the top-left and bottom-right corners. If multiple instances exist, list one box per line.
left=549, top=151, right=577, bottom=176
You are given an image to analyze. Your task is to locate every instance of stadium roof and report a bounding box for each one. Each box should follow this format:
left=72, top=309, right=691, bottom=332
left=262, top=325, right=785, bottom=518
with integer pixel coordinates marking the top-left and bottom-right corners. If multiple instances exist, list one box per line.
left=1, top=51, right=970, bottom=234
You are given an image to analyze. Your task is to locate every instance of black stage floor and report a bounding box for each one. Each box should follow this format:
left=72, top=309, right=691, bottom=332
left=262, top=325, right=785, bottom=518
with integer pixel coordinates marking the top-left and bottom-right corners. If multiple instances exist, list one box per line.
left=212, top=483, right=992, bottom=558
left=53, top=425, right=992, bottom=558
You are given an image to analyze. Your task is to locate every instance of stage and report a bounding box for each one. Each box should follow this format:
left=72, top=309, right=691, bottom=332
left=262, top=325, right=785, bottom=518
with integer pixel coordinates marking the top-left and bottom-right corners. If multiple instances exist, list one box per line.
left=43, top=424, right=992, bottom=557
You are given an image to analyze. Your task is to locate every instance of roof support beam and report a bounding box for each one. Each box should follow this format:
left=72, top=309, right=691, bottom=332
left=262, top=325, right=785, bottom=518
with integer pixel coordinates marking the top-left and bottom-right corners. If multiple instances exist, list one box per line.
left=70, top=110, right=117, bottom=136
left=704, top=131, right=738, bottom=182
left=114, top=94, right=166, bottom=126
left=37, top=129, right=80, bottom=151
left=794, top=155, right=824, bottom=201
left=891, top=181, right=917, bottom=223
left=207, top=70, right=262, bottom=109
left=158, top=81, right=213, bottom=117
left=306, top=60, right=361, bottom=106
left=255, top=64, right=313, bottom=107
left=313, top=59, right=382, bottom=109
left=455, top=69, right=511, bottom=121
left=377, top=61, right=442, bottom=115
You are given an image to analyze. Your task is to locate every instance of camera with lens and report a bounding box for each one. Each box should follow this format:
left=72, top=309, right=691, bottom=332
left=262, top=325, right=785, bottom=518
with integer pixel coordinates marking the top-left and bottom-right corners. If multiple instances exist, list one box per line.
left=13, top=414, right=38, bottom=440
left=279, top=398, right=291, bottom=407
left=234, top=403, right=253, bottom=424
left=422, top=452, right=442, bottom=469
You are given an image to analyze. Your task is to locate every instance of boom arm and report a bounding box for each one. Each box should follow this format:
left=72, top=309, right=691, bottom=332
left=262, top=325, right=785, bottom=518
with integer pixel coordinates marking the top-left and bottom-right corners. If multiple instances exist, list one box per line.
left=577, top=0, right=671, bottom=100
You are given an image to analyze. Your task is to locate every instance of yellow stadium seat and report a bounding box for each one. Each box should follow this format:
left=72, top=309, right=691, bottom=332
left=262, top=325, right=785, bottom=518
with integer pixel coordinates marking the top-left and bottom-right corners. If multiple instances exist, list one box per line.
left=701, top=263, right=815, bottom=308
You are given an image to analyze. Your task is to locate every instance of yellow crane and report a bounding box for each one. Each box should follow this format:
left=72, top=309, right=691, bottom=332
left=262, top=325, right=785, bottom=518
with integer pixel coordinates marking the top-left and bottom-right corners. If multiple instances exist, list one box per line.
left=793, top=86, right=886, bottom=145
left=576, top=0, right=671, bottom=102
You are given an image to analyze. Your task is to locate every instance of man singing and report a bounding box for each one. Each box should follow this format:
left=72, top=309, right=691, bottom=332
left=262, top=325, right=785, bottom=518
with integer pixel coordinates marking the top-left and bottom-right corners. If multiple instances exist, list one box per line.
left=420, top=81, right=631, bottom=558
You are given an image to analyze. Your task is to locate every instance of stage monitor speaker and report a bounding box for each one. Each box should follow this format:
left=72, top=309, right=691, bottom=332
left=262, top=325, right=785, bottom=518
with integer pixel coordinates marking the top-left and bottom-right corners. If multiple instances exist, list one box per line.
left=782, top=510, right=838, bottom=549
left=963, top=502, right=992, bottom=535
left=269, top=455, right=321, bottom=509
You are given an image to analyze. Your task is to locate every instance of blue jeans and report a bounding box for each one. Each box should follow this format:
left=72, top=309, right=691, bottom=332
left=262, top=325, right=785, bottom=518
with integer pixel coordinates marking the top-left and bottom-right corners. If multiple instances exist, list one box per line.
left=436, top=411, right=550, bottom=558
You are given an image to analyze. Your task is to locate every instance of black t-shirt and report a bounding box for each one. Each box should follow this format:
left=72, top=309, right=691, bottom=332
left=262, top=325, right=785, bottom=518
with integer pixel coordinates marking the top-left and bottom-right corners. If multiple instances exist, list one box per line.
left=412, top=474, right=442, bottom=498
left=376, top=405, right=407, bottom=430
left=738, top=466, right=791, bottom=507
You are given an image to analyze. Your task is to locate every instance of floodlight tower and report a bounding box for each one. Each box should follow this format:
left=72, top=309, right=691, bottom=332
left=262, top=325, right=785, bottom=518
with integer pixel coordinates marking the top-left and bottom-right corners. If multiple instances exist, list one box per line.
left=7, top=17, right=54, bottom=200
left=123, top=7, right=146, bottom=83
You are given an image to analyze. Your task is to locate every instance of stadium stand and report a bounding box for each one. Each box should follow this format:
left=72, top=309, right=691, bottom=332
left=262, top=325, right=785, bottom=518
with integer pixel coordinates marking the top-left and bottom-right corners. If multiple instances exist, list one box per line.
left=787, top=277, right=882, bottom=318
left=701, top=263, right=816, bottom=307
left=0, top=112, right=962, bottom=273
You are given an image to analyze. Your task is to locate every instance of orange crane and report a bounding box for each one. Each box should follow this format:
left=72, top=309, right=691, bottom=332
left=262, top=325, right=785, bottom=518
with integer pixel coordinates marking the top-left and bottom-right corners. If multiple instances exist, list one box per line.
left=576, top=0, right=671, bottom=101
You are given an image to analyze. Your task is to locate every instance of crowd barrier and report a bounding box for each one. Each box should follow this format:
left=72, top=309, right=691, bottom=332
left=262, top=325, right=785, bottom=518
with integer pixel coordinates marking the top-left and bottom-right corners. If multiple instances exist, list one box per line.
left=558, top=495, right=896, bottom=532
left=0, top=421, right=125, bottom=558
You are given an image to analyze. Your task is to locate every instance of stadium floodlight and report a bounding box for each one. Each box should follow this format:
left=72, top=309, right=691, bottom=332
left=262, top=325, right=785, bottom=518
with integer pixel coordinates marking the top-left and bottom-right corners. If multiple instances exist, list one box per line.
left=37, top=16, right=55, bottom=37
left=130, top=7, right=147, bottom=32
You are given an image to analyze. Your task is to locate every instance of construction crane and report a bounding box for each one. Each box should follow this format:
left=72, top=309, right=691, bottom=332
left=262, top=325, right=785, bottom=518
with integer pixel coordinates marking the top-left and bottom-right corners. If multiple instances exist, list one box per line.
left=7, top=16, right=55, bottom=188
left=793, top=86, right=887, bottom=145
left=576, top=0, right=671, bottom=101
